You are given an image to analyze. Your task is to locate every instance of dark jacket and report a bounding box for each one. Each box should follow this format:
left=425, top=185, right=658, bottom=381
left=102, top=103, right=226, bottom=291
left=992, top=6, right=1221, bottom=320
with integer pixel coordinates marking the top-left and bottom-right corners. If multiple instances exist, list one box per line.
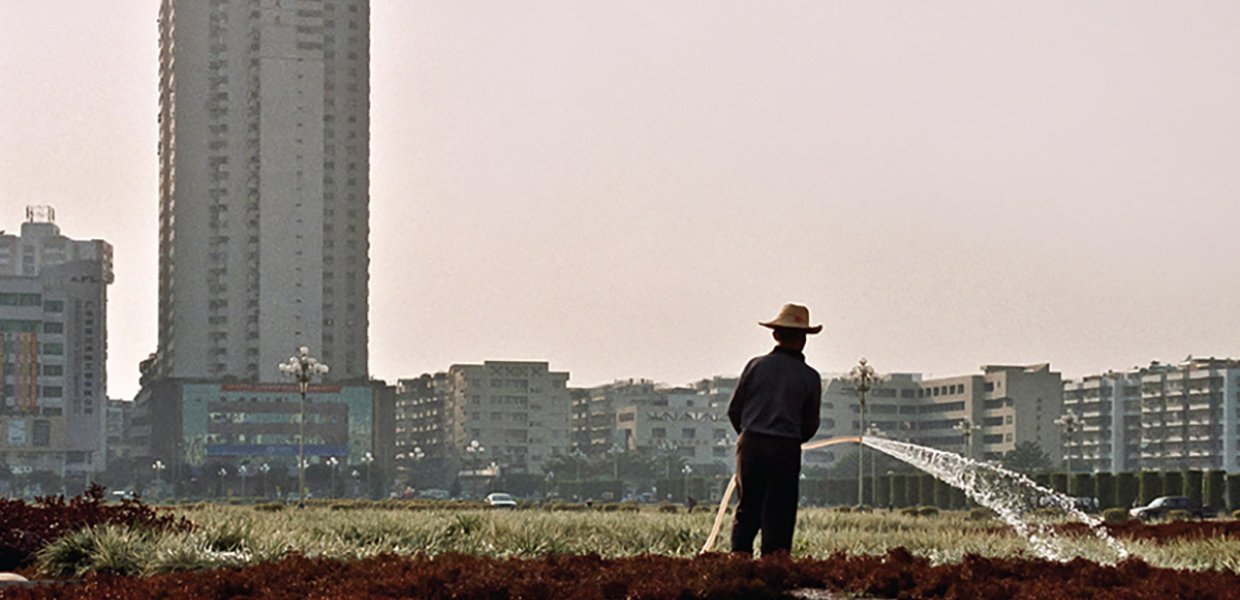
left=727, top=346, right=821, bottom=443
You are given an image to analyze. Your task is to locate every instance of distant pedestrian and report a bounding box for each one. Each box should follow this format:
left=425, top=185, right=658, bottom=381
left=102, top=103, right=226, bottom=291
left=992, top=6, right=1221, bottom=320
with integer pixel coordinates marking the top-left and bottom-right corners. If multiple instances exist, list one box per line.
left=686, top=495, right=698, bottom=513
left=727, top=303, right=822, bottom=556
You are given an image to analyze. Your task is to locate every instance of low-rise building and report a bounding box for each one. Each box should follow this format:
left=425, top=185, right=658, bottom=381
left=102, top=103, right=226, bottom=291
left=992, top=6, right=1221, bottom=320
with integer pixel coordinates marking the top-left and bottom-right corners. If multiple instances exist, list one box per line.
left=816, top=364, right=1064, bottom=468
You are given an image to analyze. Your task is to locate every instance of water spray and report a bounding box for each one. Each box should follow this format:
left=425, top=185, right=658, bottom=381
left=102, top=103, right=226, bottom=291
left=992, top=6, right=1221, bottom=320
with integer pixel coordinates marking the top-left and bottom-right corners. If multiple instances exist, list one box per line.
left=700, top=434, right=1129, bottom=563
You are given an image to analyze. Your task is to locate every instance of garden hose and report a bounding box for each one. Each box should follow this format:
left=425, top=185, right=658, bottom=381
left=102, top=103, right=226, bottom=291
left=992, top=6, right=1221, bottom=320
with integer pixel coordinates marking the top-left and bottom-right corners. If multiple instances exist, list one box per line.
left=700, top=436, right=862, bottom=554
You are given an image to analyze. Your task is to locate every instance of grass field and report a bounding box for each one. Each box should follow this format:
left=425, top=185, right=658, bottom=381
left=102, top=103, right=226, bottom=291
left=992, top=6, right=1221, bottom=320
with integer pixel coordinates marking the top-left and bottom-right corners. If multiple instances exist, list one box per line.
left=31, top=504, right=1240, bottom=578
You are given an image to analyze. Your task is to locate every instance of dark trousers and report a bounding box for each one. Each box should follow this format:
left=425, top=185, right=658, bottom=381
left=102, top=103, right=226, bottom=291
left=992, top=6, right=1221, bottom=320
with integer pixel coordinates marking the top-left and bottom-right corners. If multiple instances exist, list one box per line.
left=730, top=430, right=802, bottom=555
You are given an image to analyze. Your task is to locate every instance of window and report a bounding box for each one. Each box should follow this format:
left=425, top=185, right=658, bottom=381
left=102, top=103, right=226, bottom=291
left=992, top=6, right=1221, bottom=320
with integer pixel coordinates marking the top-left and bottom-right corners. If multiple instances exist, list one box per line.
left=42, top=321, right=63, bottom=334
left=682, top=428, right=696, bottom=439
left=652, top=427, right=666, bottom=439
left=43, top=300, right=64, bottom=312
left=41, top=386, right=62, bottom=398
left=0, top=293, right=40, bottom=306
left=33, top=420, right=51, bottom=447
left=41, top=343, right=64, bottom=356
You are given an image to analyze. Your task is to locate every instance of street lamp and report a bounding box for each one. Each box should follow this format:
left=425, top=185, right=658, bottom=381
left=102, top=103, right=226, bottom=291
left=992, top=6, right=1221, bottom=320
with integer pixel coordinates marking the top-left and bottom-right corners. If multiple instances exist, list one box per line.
left=278, top=346, right=329, bottom=509
left=327, top=456, right=339, bottom=498
left=466, top=440, right=486, bottom=497
left=259, top=463, right=271, bottom=498
left=152, top=459, right=166, bottom=493
left=217, top=467, right=228, bottom=497
left=865, top=424, right=883, bottom=505
left=954, top=418, right=975, bottom=460
left=1055, top=410, right=1080, bottom=489
left=362, top=452, right=375, bottom=499
left=606, top=444, right=623, bottom=481
left=238, top=464, right=250, bottom=498
left=681, top=464, right=693, bottom=499
left=410, top=446, right=425, bottom=488
left=850, top=358, right=878, bottom=507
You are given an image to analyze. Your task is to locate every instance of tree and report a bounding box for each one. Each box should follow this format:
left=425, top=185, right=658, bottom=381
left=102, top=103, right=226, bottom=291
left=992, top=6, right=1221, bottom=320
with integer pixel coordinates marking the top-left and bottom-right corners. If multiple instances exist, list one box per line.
left=999, top=442, right=1052, bottom=474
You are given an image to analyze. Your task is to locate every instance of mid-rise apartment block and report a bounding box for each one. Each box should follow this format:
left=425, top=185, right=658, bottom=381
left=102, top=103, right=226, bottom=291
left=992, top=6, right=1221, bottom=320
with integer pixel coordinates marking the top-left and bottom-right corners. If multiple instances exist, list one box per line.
left=816, top=364, right=1064, bottom=468
left=573, top=376, right=737, bottom=468
left=392, top=361, right=574, bottom=488
left=1064, top=358, right=1240, bottom=473
left=0, top=207, right=113, bottom=484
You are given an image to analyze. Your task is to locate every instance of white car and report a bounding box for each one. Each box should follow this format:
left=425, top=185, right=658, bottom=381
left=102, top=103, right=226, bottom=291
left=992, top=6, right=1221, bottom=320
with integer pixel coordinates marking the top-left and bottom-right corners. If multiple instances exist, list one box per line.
left=485, top=492, right=517, bottom=508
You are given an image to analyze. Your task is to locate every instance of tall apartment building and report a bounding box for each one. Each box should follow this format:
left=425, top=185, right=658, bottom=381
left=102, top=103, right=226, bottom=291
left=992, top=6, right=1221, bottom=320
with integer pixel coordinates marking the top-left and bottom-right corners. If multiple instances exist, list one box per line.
left=0, top=207, right=113, bottom=484
left=816, top=364, right=1064, bottom=468
left=155, top=0, right=370, bottom=383
left=1064, top=358, right=1240, bottom=473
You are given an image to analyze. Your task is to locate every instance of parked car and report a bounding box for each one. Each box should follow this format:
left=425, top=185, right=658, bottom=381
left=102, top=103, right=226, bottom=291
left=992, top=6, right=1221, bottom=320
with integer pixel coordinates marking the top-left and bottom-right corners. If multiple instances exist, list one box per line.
left=1129, top=496, right=1216, bottom=521
left=418, top=489, right=451, bottom=500
left=485, top=492, right=518, bottom=508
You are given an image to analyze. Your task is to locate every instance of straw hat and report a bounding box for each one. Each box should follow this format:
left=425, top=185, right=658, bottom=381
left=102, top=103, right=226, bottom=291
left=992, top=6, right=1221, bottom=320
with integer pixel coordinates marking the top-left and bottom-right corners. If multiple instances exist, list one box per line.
left=759, top=303, right=822, bottom=334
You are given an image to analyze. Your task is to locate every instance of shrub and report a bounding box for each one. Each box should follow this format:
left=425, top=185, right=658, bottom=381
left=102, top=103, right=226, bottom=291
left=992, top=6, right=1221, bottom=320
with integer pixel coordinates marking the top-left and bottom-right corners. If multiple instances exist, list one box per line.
left=916, top=506, right=938, bottom=517
left=1116, top=472, right=1139, bottom=508
left=0, top=484, right=189, bottom=572
left=657, top=504, right=680, bottom=514
left=1162, top=471, right=1184, bottom=502
left=1205, top=470, right=1226, bottom=511
left=1185, top=470, right=1205, bottom=508
left=254, top=503, right=285, bottom=512
left=1167, top=509, right=1192, bottom=522
left=1228, top=473, right=1240, bottom=511
left=1095, top=472, right=1116, bottom=509
left=968, top=507, right=995, bottom=521
left=898, top=507, right=919, bottom=517
left=1230, top=509, right=1240, bottom=520
left=1139, top=471, right=1163, bottom=505
left=1102, top=508, right=1131, bottom=524
left=833, top=506, right=853, bottom=513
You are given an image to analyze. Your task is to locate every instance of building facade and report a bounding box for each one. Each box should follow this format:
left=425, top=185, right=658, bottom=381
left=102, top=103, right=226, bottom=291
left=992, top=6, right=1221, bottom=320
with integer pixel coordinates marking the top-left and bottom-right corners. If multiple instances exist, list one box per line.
left=155, top=0, right=371, bottom=383
left=1064, top=358, right=1240, bottom=473
left=444, top=361, right=572, bottom=476
left=0, top=207, right=112, bottom=486
left=131, top=381, right=380, bottom=493
left=816, top=364, right=1064, bottom=468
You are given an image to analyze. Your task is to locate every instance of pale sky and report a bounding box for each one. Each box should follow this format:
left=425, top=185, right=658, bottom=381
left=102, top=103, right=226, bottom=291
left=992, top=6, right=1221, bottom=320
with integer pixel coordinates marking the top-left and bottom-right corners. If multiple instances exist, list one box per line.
left=3, top=2, right=1239, bottom=400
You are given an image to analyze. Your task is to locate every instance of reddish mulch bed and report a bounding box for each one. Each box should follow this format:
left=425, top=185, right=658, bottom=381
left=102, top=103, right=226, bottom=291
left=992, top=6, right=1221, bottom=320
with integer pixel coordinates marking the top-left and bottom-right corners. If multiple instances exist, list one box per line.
left=3, top=549, right=1240, bottom=600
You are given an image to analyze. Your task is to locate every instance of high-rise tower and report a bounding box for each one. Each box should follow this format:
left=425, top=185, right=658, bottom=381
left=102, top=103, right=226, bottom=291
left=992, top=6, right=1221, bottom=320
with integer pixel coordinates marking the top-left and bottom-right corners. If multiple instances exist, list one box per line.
left=156, top=0, right=370, bottom=383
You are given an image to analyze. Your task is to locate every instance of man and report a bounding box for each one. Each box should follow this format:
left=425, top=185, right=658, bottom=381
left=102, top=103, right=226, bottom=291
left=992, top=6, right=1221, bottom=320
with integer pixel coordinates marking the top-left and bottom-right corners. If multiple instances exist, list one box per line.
left=727, top=303, right=822, bottom=556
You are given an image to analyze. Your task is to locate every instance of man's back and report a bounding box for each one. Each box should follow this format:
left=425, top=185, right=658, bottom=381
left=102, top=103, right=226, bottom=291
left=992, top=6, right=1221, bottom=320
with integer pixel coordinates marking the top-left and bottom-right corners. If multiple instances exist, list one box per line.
left=727, top=346, right=821, bottom=443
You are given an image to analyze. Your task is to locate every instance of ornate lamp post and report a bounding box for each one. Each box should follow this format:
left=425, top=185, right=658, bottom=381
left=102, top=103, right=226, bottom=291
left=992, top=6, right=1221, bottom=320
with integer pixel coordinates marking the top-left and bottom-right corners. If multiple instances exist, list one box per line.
left=238, top=464, right=250, bottom=498
left=326, top=456, right=339, bottom=498
left=606, top=444, right=623, bottom=481
left=259, top=463, right=271, bottom=499
left=681, top=464, right=693, bottom=499
left=1055, top=410, right=1080, bottom=490
left=362, top=452, right=375, bottom=499
left=850, top=358, right=878, bottom=507
left=865, top=424, right=883, bottom=505
left=278, top=346, right=329, bottom=508
left=954, top=418, right=975, bottom=460
left=217, top=467, right=228, bottom=497
left=152, top=459, right=166, bottom=497
left=466, top=440, right=486, bottom=497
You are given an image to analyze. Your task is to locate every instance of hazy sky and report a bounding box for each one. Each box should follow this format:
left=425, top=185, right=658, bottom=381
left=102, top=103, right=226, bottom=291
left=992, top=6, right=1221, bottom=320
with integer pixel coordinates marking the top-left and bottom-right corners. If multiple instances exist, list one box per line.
left=3, top=2, right=1240, bottom=400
